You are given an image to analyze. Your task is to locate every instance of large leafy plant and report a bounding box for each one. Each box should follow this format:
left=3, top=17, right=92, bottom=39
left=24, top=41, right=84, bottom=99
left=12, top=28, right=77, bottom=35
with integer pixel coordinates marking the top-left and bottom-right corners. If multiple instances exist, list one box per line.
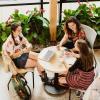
left=0, top=23, right=11, bottom=51
left=57, top=3, right=100, bottom=46
left=0, top=8, right=50, bottom=52
left=63, top=4, right=100, bottom=35
left=11, top=8, right=50, bottom=44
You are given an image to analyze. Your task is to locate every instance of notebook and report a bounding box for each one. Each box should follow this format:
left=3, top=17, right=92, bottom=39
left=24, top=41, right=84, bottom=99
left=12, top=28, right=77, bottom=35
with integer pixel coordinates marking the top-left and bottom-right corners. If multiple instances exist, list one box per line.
left=39, top=49, right=55, bottom=61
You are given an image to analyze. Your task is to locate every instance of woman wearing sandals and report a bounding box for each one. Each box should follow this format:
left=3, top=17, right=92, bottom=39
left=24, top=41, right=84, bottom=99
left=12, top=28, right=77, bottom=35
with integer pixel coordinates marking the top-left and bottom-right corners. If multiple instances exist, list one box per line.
left=48, top=39, right=95, bottom=90
left=57, top=39, right=95, bottom=90
left=2, top=23, right=46, bottom=80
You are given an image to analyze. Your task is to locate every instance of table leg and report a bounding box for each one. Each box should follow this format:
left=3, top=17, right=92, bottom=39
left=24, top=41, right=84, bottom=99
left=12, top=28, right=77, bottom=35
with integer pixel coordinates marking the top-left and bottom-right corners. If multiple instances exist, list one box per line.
left=54, top=73, right=58, bottom=85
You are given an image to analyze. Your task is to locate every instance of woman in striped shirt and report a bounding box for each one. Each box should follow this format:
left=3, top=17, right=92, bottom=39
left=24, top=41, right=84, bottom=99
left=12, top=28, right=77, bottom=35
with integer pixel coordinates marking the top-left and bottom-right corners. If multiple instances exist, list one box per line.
left=58, top=39, right=95, bottom=90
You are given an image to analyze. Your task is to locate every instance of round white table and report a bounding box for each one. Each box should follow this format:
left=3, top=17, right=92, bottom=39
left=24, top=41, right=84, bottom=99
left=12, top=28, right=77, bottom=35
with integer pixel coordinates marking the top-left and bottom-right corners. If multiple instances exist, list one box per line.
left=38, top=46, right=76, bottom=94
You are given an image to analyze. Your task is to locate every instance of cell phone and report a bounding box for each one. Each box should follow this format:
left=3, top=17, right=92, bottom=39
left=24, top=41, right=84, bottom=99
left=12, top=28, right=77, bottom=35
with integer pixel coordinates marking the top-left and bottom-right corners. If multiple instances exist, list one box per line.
left=64, top=48, right=71, bottom=52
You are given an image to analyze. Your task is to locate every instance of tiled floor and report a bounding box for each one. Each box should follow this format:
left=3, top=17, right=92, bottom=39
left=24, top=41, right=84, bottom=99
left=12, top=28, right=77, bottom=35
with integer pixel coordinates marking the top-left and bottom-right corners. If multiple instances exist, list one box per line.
left=0, top=49, right=100, bottom=100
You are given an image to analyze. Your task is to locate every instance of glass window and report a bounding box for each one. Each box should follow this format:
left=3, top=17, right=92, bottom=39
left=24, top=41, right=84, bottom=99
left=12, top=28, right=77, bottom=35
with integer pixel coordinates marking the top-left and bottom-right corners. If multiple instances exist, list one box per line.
left=0, top=5, right=40, bottom=22
left=62, top=2, right=79, bottom=20
left=61, top=0, right=99, bottom=2
left=43, top=4, right=50, bottom=20
left=0, top=0, right=41, bottom=5
left=43, top=0, right=49, bottom=2
left=43, top=3, right=59, bottom=24
left=43, top=0, right=60, bottom=3
left=62, top=1, right=100, bottom=20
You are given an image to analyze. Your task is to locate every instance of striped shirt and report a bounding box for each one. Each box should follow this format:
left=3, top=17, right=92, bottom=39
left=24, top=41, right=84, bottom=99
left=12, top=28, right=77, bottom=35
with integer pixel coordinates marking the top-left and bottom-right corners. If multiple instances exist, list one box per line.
left=66, top=68, right=95, bottom=90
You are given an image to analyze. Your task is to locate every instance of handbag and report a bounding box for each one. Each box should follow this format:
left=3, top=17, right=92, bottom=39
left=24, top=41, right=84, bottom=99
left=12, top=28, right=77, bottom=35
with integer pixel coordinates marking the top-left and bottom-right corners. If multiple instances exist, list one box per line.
left=8, top=74, right=31, bottom=100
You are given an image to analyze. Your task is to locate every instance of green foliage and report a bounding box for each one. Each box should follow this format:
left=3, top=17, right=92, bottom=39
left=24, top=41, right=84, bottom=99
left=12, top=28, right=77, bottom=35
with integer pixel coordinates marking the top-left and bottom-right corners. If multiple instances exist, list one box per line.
left=0, top=8, right=50, bottom=52
left=57, top=23, right=65, bottom=41
left=0, top=23, right=11, bottom=51
left=63, top=4, right=100, bottom=35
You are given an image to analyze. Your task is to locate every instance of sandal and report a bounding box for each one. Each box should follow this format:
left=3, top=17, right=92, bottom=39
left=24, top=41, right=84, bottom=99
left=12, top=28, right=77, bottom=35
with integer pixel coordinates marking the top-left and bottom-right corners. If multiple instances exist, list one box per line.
left=44, top=78, right=69, bottom=89
left=44, top=78, right=55, bottom=86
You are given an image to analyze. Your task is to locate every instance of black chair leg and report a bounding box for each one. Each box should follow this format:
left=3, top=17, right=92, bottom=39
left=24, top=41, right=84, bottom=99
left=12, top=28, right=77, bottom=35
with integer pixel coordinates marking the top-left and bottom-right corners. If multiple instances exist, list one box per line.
left=7, top=78, right=12, bottom=90
left=32, top=72, right=34, bottom=88
left=69, top=89, right=71, bottom=100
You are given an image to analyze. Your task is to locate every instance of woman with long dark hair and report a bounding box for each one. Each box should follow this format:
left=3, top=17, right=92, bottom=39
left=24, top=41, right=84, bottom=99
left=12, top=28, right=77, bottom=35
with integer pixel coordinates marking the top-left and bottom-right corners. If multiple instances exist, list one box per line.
left=58, top=17, right=86, bottom=49
left=59, top=39, right=95, bottom=89
left=54, top=39, right=95, bottom=90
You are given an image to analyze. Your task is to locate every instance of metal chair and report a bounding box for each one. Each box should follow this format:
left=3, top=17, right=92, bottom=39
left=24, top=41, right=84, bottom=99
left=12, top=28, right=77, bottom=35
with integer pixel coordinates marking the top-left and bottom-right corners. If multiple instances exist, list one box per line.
left=2, top=52, right=34, bottom=90
left=81, top=24, right=97, bottom=49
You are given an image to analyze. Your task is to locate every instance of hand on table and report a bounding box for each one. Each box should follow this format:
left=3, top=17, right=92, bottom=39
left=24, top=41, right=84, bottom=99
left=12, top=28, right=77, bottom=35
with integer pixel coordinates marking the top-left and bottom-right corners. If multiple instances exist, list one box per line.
left=56, top=45, right=61, bottom=50
left=64, top=51, right=72, bottom=56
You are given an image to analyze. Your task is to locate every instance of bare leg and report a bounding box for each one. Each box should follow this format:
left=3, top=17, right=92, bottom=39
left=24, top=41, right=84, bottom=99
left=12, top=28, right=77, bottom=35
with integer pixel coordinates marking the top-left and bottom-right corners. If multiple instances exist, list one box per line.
left=16, top=68, right=33, bottom=74
left=25, top=59, right=37, bottom=68
left=23, top=51, right=46, bottom=82
left=25, top=51, right=45, bottom=75
left=25, top=51, right=38, bottom=68
left=59, top=77, right=67, bottom=85
left=28, top=51, right=38, bottom=60
left=37, top=63, right=45, bottom=75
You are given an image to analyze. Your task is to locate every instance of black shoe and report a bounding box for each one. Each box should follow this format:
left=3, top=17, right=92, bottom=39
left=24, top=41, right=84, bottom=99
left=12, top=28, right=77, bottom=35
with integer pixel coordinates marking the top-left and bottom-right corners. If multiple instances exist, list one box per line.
left=75, top=90, right=81, bottom=97
left=44, top=78, right=54, bottom=85
left=40, top=71, right=48, bottom=82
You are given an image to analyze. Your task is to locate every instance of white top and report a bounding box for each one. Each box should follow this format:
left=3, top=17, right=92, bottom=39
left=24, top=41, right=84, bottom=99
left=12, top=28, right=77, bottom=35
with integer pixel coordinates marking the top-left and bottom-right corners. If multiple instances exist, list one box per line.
left=2, top=33, right=32, bottom=56
left=38, top=46, right=76, bottom=73
left=2, top=33, right=32, bottom=69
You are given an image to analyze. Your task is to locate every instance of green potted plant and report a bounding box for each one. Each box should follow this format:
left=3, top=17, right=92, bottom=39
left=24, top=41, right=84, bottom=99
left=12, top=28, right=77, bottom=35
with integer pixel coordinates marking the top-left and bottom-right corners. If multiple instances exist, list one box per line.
left=57, top=3, right=100, bottom=48
left=0, top=8, right=50, bottom=53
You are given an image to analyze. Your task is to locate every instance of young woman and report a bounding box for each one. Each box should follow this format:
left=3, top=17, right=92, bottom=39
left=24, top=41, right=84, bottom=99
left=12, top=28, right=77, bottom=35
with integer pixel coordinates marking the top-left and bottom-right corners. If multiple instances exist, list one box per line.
left=2, top=23, right=45, bottom=76
left=58, top=17, right=86, bottom=49
left=58, top=39, right=95, bottom=90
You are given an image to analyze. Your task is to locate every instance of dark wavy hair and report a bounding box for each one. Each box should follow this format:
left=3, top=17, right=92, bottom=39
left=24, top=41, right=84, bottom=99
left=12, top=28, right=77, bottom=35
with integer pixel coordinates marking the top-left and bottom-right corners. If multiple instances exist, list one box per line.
left=65, top=17, right=81, bottom=34
left=11, top=23, right=22, bottom=46
left=76, top=39, right=94, bottom=71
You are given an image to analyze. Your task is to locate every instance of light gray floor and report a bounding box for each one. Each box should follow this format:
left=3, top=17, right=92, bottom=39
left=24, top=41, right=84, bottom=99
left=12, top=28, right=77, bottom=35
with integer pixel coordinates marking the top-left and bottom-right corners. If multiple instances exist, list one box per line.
left=0, top=49, right=100, bottom=100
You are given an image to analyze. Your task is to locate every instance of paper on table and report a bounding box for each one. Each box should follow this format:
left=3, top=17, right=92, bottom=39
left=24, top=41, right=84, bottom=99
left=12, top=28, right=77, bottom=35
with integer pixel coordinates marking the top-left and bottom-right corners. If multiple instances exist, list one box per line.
left=64, top=56, right=76, bottom=66
left=38, top=49, right=55, bottom=62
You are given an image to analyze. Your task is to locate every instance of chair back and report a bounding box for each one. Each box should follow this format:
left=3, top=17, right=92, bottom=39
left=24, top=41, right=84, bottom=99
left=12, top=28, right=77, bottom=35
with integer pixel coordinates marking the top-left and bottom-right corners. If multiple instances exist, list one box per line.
left=81, top=24, right=97, bottom=48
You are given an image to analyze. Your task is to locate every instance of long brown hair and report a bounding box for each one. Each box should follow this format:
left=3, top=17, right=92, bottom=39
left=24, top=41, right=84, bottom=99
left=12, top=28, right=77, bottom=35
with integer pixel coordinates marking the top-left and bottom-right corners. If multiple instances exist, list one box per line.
left=76, top=39, right=94, bottom=71
left=65, top=17, right=81, bottom=34
left=11, top=23, right=22, bottom=46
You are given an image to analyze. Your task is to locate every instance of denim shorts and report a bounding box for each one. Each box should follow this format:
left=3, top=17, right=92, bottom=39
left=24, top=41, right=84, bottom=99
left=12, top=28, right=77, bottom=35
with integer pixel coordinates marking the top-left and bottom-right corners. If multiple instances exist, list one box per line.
left=12, top=53, right=29, bottom=69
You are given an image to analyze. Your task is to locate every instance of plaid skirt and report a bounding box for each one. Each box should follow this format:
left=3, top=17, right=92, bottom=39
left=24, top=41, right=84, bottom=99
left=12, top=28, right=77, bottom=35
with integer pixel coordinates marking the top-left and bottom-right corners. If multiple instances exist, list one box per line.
left=66, top=68, right=95, bottom=90
left=12, top=53, right=29, bottom=69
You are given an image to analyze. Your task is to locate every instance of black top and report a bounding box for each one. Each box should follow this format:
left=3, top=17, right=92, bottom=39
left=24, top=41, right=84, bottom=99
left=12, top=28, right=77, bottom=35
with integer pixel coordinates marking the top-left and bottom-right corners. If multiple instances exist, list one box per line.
left=69, top=58, right=94, bottom=72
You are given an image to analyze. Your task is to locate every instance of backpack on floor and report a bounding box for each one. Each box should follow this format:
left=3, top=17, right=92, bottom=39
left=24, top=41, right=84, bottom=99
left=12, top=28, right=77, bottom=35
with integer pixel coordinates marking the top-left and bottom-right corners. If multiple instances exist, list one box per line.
left=8, top=74, right=31, bottom=100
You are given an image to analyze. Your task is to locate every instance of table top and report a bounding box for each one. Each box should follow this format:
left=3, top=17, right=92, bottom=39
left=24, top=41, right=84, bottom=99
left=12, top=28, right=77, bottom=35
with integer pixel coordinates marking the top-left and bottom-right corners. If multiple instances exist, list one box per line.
left=38, top=46, right=76, bottom=73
